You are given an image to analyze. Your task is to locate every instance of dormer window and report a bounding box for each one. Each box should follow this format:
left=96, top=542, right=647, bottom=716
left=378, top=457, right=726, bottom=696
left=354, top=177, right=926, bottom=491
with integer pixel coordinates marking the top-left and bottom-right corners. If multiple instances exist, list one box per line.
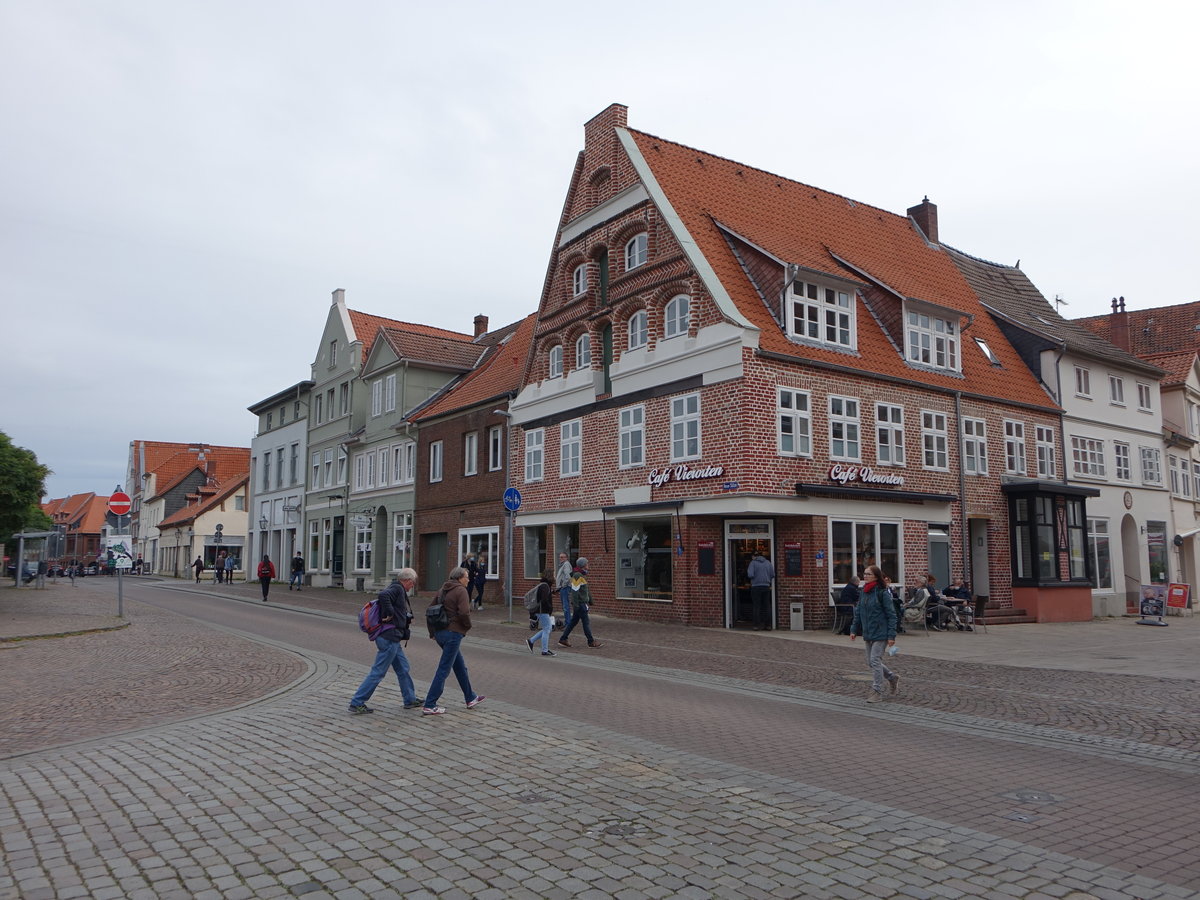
left=572, top=263, right=588, bottom=297
left=575, top=333, right=591, bottom=369
left=625, top=234, right=648, bottom=271
left=906, top=310, right=959, bottom=371
left=789, top=280, right=854, bottom=350
left=664, top=294, right=690, bottom=339
left=628, top=310, right=648, bottom=350
left=549, top=345, right=563, bottom=379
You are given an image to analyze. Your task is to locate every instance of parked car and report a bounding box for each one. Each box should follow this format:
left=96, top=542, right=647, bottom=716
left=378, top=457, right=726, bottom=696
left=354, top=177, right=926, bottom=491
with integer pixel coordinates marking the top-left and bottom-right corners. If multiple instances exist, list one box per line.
left=6, top=562, right=36, bottom=583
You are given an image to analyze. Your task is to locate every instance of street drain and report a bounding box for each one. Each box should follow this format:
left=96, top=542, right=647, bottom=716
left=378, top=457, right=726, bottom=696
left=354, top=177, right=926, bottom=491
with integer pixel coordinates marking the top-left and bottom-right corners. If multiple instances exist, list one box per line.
left=584, top=819, right=651, bottom=838
left=514, top=793, right=545, bottom=803
left=1002, top=789, right=1061, bottom=804
left=1002, top=812, right=1040, bottom=823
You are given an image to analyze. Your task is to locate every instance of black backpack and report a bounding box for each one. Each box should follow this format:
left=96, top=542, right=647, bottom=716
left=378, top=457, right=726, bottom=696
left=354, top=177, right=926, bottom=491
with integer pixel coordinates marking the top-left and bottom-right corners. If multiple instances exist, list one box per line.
left=426, top=591, right=451, bottom=635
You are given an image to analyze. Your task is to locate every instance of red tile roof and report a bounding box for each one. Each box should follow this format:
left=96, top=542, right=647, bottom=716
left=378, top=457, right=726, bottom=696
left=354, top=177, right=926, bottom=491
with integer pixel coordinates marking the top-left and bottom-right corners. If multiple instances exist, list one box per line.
left=348, top=309, right=474, bottom=366
left=375, top=327, right=484, bottom=372
left=42, top=493, right=107, bottom=533
left=1075, top=300, right=1200, bottom=359
left=1140, top=351, right=1196, bottom=387
left=623, top=127, right=1055, bottom=408
left=152, top=446, right=250, bottom=500
left=411, top=314, right=537, bottom=421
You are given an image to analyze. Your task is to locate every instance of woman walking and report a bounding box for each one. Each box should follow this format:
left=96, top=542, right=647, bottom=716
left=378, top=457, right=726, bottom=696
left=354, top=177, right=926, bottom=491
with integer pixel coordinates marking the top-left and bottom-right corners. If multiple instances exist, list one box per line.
left=525, top=568, right=556, bottom=656
left=257, top=554, right=276, bottom=602
left=422, top=566, right=485, bottom=715
left=849, top=565, right=899, bottom=702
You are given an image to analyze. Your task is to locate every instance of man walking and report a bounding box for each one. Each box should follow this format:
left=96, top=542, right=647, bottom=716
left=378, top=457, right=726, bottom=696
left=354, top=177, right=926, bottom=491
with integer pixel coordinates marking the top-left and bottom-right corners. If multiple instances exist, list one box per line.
left=746, top=550, right=775, bottom=630
left=555, top=551, right=573, bottom=632
left=289, top=551, right=305, bottom=591
left=349, top=568, right=423, bottom=715
left=224, top=553, right=235, bottom=584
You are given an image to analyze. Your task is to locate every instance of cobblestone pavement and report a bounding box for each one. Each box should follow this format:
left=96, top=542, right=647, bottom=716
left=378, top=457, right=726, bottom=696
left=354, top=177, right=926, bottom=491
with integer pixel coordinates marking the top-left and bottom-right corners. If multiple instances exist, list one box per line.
left=1, top=578, right=1197, bottom=898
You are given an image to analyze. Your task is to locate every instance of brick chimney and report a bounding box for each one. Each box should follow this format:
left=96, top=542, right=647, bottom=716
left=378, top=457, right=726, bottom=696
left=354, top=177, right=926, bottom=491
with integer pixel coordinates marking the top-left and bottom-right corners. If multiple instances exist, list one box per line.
left=907, top=197, right=939, bottom=244
left=473, top=314, right=489, bottom=338
left=1110, top=296, right=1130, bottom=352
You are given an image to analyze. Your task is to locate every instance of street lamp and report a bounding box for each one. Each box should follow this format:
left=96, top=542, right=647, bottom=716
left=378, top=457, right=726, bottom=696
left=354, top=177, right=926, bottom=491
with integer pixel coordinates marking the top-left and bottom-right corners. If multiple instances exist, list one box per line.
left=492, top=408, right=514, bottom=623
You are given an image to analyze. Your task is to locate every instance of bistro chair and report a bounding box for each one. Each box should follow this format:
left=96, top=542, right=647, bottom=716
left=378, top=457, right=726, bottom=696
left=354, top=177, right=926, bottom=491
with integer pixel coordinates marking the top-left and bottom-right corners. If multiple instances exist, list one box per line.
left=969, top=596, right=989, bottom=634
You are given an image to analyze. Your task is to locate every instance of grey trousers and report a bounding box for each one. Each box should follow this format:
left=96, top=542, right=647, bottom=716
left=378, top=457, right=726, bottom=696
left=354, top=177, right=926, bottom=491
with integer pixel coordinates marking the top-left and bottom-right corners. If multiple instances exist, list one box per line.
left=865, top=640, right=896, bottom=694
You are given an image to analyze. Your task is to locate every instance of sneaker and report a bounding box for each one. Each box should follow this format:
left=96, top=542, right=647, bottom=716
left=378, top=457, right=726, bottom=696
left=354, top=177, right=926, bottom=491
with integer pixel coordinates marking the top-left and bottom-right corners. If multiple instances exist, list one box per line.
left=587, top=641, right=603, bottom=649
left=421, top=706, right=446, bottom=716
left=541, top=650, right=556, bottom=657
left=867, top=691, right=883, bottom=703
left=558, top=639, right=571, bottom=648
left=348, top=704, right=374, bottom=715
left=889, top=675, right=900, bottom=695
left=466, top=695, right=486, bottom=709
left=403, top=699, right=425, bottom=709
left=526, top=637, right=535, bottom=654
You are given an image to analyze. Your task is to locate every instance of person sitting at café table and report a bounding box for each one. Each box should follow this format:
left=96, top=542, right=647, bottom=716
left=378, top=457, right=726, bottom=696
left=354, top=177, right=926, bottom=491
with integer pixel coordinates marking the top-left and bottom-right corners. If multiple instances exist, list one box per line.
left=916, top=574, right=959, bottom=631
left=836, top=575, right=861, bottom=635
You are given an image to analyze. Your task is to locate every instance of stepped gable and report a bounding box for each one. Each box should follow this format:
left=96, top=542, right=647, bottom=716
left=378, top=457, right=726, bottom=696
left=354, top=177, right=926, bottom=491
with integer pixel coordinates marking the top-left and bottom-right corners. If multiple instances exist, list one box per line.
left=347, top=309, right=472, bottom=366
left=621, top=126, right=1053, bottom=408
left=1076, top=299, right=1200, bottom=358
left=945, top=245, right=1161, bottom=374
left=411, top=314, right=536, bottom=422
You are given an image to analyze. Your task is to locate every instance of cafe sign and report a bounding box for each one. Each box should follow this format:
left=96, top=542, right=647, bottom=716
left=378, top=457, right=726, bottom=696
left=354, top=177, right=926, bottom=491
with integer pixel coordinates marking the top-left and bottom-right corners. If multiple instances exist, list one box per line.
left=648, top=462, right=726, bottom=488
left=828, top=463, right=905, bottom=487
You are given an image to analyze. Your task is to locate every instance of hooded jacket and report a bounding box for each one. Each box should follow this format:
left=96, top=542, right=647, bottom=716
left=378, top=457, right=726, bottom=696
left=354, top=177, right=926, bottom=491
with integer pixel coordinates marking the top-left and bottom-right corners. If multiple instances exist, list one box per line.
left=438, top=579, right=473, bottom=635
left=849, top=580, right=896, bottom=642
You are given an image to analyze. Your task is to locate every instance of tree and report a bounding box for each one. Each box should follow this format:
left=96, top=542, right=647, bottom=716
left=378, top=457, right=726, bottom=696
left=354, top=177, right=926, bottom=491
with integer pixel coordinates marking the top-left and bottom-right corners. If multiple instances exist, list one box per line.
left=0, top=431, right=51, bottom=552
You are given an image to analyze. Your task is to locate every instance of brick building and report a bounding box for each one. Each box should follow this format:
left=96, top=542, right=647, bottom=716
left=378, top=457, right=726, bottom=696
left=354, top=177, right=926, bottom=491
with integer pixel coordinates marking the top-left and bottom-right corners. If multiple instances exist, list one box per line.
left=507, top=104, right=1098, bottom=629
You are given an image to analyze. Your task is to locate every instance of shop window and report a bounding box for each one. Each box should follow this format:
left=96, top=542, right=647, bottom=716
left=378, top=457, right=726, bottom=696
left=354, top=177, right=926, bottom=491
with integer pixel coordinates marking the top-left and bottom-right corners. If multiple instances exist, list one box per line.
left=1008, top=491, right=1092, bottom=585
left=391, top=513, right=412, bottom=571
left=831, top=520, right=900, bottom=586
left=616, top=517, right=673, bottom=601
left=523, top=525, right=546, bottom=579
left=1146, top=520, right=1168, bottom=584
left=354, top=522, right=372, bottom=572
left=1088, top=518, right=1112, bottom=589
left=459, top=528, right=498, bottom=581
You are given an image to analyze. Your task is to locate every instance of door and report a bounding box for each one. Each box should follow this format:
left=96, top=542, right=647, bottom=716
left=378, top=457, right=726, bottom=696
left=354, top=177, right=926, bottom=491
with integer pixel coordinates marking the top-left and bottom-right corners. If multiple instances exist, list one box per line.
left=331, top=516, right=344, bottom=580
left=725, top=520, right=774, bottom=629
left=423, top=532, right=448, bottom=593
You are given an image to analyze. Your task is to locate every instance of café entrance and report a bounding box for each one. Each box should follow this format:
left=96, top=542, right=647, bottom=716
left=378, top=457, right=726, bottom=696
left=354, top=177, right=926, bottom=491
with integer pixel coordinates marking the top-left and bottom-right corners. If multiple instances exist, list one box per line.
left=725, top=520, right=774, bottom=629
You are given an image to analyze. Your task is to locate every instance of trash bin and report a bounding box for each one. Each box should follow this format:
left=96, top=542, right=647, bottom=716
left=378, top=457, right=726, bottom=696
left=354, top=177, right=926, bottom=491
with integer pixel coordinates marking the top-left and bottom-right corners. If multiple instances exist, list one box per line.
left=790, top=601, right=804, bottom=631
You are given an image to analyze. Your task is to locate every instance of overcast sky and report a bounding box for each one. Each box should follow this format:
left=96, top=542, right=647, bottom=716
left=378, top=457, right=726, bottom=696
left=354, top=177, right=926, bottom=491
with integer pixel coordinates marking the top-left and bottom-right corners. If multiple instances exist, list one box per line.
left=3, top=0, right=1197, bottom=501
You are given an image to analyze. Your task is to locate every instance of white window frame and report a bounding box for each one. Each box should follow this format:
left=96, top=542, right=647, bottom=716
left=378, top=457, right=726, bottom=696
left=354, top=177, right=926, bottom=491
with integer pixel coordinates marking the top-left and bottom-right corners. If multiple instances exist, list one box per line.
left=1036, top=426, right=1056, bottom=478
left=575, top=333, right=591, bottom=369
left=789, top=280, right=854, bottom=350
left=1137, top=382, right=1153, bottom=412
left=329, top=339, right=338, bottom=368
left=391, top=512, right=413, bottom=572
left=377, top=448, right=389, bottom=488
left=625, top=233, right=648, bottom=270
left=619, top=405, right=645, bottom=469
left=560, top=419, right=582, bottom=478
left=549, top=345, right=563, bottom=379
left=353, top=453, right=365, bottom=491
left=488, top=426, right=503, bottom=472
left=337, top=447, right=347, bottom=484
left=1140, top=446, right=1162, bottom=485
left=1074, top=366, right=1091, bottom=398
left=311, top=451, right=321, bottom=489
left=371, top=380, right=382, bottom=417
left=1004, top=420, right=1026, bottom=475
left=1113, top=441, right=1131, bottom=481
left=524, top=428, right=544, bottom=482
left=1088, top=518, right=1113, bottom=590
left=339, top=382, right=349, bottom=416
left=1193, top=460, right=1200, bottom=498
left=906, top=309, right=959, bottom=372
left=1071, top=436, right=1106, bottom=478
left=664, top=294, right=690, bottom=339
left=365, top=451, right=375, bottom=489
left=778, top=388, right=812, bottom=458
left=458, top=527, right=499, bottom=583
left=962, top=417, right=988, bottom=475
left=572, top=263, right=588, bottom=296
left=314, top=393, right=323, bottom=424
left=671, top=393, right=701, bottom=462
left=921, top=410, right=948, bottom=470
left=628, top=310, right=648, bottom=350
left=323, top=448, right=334, bottom=487
left=385, top=374, right=396, bottom=413
left=429, top=440, right=443, bottom=483
left=1109, top=375, right=1125, bottom=405
left=354, top=521, right=371, bottom=572
left=875, top=403, right=904, bottom=466
left=828, top=396, right=861, bottom=462
left=464, top=432, right=478, bottom=477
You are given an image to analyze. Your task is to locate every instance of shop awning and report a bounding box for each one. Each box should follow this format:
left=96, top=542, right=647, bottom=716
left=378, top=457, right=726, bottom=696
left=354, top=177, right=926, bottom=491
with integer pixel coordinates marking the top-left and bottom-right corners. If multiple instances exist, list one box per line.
left=794, top=484, right=958, bottom=504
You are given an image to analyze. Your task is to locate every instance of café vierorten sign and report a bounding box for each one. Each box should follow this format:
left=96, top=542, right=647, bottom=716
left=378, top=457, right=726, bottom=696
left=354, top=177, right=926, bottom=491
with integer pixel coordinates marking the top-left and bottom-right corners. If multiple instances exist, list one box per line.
left=828, top=463, right=905, bottom=486
left=648, top=462, right=725, bottom=488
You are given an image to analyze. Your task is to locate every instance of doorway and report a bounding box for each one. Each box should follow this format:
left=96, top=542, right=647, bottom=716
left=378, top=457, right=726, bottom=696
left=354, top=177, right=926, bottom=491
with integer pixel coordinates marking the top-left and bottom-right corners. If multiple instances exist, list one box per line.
left=423, top=532, right=448, bottom=594
left=725, top=520, right=774, bottom=629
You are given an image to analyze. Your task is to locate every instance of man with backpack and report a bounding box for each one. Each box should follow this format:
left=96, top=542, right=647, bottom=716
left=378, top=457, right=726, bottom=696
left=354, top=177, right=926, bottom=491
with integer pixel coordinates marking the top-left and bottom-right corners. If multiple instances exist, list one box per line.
left=349, top=568, right=423, bottom=715
left=421, top=565, right=485, bottom=716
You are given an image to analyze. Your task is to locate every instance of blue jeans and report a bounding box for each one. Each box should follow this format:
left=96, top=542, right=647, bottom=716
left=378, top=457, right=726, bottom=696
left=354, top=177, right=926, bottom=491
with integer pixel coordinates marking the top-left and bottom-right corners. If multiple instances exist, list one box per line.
left=289, top=569, right=303, bottom=588
left=351, top=636, right=419, bottom=707
left=559, top=604, right=594, bottom=644
left=530, top=613, right=553, bottom=652
left=559, top=586, right=572, bottom=630
left=424, top=631, right=476, bottom=708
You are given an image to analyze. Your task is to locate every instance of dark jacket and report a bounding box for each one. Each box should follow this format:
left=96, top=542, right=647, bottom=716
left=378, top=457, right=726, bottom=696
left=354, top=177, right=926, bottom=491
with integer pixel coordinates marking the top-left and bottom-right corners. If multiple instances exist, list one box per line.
left=840, top=581, right=861, bottom=606
left=535, top=578, right=554, bottom=615
left=377, top=580, right=413, bottom=642
left=568, top=567, right=592, bottom=610
left=439, top=580, right=473, bottom=635
left=850, top=580, right=897, bottom=642
left=291, top=555, right=305, bottom=574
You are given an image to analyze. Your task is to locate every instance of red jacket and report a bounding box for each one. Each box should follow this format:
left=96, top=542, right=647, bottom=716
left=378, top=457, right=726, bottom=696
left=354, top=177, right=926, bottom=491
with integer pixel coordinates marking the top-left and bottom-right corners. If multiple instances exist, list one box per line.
left=257, top=560, right=276, bottom=579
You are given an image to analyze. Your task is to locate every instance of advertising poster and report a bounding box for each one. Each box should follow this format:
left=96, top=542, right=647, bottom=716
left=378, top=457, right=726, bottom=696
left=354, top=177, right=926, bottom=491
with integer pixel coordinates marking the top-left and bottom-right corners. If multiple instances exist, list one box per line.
left=1138, top=584, right=1165, bottom=618
left=1166, top=583, right=1191, bottom=610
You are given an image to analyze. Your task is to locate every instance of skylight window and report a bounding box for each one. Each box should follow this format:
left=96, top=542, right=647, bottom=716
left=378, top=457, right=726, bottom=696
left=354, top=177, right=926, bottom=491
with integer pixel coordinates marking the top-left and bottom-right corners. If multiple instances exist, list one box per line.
left=974, top=336, right=1000, bottom=365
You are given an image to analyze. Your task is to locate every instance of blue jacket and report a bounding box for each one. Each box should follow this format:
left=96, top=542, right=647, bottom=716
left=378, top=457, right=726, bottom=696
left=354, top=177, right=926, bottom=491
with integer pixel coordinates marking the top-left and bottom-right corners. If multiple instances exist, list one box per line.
left=850, top=582, right=896, bottom=642
left=747, top=555, right=774, bottom=587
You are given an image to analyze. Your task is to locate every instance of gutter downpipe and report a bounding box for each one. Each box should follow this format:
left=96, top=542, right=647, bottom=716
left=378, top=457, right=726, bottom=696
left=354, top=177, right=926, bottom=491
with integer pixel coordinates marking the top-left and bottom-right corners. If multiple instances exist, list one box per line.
left=954, top=391, right=970, bottom=589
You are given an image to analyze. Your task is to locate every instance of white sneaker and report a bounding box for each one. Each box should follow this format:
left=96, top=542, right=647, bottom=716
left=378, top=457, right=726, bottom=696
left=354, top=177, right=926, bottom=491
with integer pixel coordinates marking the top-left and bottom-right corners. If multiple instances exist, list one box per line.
left=421, top=706, right=446, bottom=716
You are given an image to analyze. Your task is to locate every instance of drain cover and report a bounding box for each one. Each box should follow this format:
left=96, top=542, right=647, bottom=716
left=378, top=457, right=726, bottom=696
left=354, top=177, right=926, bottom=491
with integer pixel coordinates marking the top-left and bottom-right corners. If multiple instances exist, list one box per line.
left=1003, top=789, right=1060, bottom=804
left=1002, top=812, right=1040, bottom=823
left=514, top=793, right=544, bottom=804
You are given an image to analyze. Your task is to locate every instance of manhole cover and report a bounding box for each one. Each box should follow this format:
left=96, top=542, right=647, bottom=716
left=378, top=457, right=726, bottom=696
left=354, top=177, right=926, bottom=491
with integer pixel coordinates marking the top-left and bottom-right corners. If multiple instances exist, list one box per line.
left=584, top=820, right=650, bottom=838
left=1003, top=789, right=1060, bottom=804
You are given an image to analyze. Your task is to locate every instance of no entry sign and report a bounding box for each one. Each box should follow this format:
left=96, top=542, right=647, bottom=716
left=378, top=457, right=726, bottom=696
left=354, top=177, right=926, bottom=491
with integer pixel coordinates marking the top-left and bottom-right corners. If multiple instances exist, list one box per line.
left=108, top=492, right=132, bottom=516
